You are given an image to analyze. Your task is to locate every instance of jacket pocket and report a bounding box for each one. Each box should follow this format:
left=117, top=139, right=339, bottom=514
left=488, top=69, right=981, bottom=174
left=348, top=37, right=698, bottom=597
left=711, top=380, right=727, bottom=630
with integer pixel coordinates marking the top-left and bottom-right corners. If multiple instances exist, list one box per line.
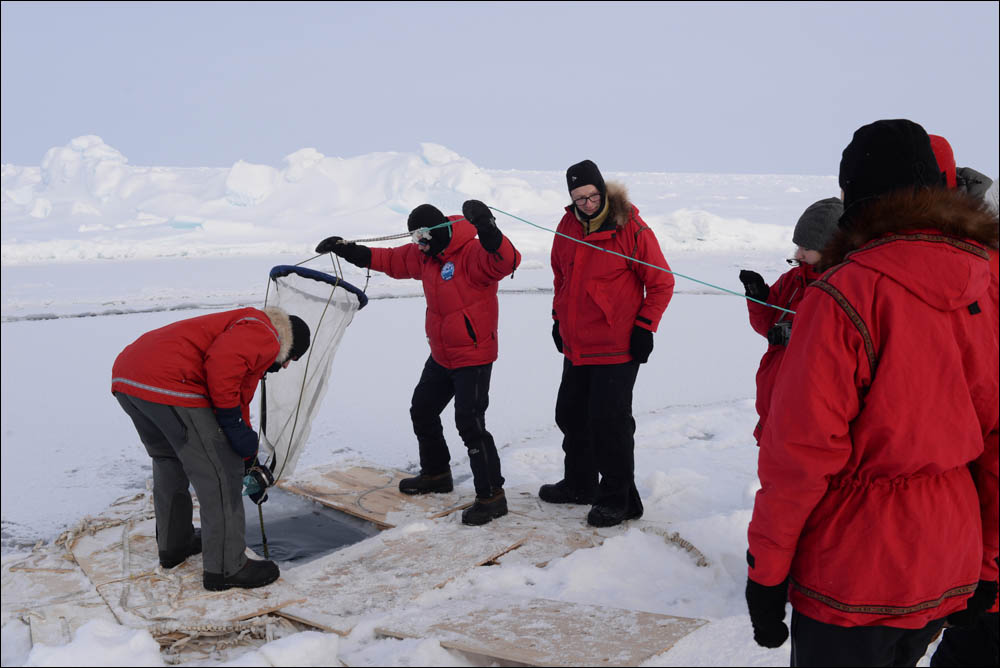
left=585, top=282, right=616, bottom=327
left=463, top=312, right=478, bottom=344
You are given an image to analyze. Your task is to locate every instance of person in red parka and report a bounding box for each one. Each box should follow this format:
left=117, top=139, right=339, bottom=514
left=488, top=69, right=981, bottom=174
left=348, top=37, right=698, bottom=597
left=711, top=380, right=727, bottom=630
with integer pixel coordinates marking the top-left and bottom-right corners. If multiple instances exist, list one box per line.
left=112, top=306, right=310, bottom=591
left=315, top=200, right=521, bottom=525
left=745, top=119, right=1000, bottom=667
left=928, top=132, right=1000, bottom=668
left=738, top=197, right=843, bottom=443
left=540, top=159, right=674, bottom=528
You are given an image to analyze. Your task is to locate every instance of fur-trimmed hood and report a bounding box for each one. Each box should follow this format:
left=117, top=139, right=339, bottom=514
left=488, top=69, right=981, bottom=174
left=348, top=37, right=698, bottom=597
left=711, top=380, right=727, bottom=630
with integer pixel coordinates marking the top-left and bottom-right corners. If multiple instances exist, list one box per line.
left=262, top=306, right=294, bottom=363
left=819, top=188, right=999, bottom=311
left=570, top=181, right=635, bottom=228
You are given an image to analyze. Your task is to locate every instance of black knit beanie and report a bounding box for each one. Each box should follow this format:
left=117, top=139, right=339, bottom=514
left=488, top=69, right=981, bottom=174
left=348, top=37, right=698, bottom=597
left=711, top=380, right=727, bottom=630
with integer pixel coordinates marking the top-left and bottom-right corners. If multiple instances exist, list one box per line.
left=407, top=203, right=452, bottom=256
left=288, top=315, right=311, bottom=362
left=839, top=119, right=943, bottom=223
left=793, top=198, right=844, bottom=251
left=566, top=159, right=606, bottom=195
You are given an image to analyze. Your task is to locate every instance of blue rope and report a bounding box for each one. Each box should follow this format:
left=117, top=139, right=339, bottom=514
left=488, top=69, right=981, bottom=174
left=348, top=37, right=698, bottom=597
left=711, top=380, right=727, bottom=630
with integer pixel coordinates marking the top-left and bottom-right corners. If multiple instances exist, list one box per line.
left=485, top=205, right=796, bottom=315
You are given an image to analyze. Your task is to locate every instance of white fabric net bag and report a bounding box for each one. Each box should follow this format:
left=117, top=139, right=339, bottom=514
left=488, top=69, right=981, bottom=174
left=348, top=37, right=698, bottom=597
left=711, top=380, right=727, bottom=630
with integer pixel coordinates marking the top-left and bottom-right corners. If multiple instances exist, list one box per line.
left=259, top=265, right=368, bottom=481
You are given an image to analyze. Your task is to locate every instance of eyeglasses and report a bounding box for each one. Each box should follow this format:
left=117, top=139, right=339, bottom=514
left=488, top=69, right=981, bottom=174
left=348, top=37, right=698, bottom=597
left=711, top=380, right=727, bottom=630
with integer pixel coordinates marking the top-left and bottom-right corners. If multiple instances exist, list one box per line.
left=573, top=193, right=601, bottom=207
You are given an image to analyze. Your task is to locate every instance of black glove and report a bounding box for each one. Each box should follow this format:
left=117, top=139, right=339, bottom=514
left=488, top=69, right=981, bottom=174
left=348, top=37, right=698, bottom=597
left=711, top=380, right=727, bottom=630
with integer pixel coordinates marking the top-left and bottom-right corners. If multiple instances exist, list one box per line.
left=766, top=321, right=792, bottom=347
left=947, top=579, right=999, bottom=627
left=739, top=270, right=770, bottom=302
left=630, top=325, right=654, bottom=364
left=462, top=200, right=502, bottom=253
left=315, top=236, right=372, bottom=268
left=746, top=576, right=790, bottom=648
left=242, top=459, right=274, bottom=505
left=215, top=407, right=259, bottom=458
left=552, top=320, right=563, bottom=354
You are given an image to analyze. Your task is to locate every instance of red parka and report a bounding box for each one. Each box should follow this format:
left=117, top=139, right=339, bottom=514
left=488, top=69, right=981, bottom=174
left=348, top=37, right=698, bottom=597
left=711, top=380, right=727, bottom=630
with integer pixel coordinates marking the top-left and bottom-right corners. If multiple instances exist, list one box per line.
left=111, top=307, right=293, bottom=425
left=746, top=263, right=822, bottom=441
left=368, top=217, right=520, bottom=370
left=551, top=183, right=674, bottom=365
left=748, top=189, right=1000, bottom=629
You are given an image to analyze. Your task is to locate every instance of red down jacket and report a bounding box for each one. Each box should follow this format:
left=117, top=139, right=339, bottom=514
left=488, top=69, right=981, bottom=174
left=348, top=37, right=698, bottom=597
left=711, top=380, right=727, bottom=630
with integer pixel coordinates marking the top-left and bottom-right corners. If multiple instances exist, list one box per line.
left=111, top=307, right=292, bottom=425
left=748, top=189, right=1000, bottom=629
left=746, top=263, right=822, bottom=441
left=551, top=183, right=674, bottom=365
left=368, top=217, right=520, bottom=369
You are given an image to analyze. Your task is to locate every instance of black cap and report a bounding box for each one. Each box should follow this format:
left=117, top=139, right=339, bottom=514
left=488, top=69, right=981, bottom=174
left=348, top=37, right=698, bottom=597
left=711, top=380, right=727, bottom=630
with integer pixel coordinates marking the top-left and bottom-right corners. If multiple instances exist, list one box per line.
left=288, top=315, right=311, bottom=361
left=407, top=204, right=447, bottom=231
left=566, top=159, right=606, bottom=195
left=839, top=119, right=943, bottom=219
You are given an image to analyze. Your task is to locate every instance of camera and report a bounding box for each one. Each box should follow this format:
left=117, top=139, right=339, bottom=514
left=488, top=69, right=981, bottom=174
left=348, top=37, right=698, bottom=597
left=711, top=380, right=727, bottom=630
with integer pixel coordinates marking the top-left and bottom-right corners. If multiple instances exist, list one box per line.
left=767, top=321, right=792, bottom=346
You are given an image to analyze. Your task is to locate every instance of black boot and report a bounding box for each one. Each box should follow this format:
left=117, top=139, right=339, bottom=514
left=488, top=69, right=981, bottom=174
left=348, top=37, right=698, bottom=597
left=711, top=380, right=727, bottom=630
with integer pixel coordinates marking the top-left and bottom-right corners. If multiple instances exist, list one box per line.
left=159, top=528, right=202, bottom=569
left=399, top=470, right=454, bottom=495
left=203, top=558, right=280, bottom=591
left=538, top=480, right=596, bottom=505
left=586, top=503, right=643, bottom=528
left=461, top=490, right=508, bottom=526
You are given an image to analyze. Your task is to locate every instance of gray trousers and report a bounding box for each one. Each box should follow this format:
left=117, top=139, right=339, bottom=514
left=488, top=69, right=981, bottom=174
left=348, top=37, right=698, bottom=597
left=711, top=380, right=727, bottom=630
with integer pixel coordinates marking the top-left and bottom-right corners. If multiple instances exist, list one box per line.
left=115, top=392, right=247, bottom=576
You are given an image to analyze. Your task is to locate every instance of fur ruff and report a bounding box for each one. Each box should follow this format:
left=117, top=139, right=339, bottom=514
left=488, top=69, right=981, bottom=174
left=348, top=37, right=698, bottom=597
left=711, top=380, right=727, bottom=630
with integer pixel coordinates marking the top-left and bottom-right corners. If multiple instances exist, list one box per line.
left=819, top=188, right=999, bottom=272
left=262, top=306, right=294, bottom=362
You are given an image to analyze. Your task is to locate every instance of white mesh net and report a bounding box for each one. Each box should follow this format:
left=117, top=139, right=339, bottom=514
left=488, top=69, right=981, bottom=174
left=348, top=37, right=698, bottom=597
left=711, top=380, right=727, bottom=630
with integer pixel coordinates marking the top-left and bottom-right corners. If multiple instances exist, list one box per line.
left=259, top=265, right=367, bottom=481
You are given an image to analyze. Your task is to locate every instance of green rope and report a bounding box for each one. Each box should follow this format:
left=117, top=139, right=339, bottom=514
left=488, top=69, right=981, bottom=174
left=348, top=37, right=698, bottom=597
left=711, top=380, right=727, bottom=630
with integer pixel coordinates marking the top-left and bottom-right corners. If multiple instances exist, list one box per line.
left=486, top=205, right=796, bottom=315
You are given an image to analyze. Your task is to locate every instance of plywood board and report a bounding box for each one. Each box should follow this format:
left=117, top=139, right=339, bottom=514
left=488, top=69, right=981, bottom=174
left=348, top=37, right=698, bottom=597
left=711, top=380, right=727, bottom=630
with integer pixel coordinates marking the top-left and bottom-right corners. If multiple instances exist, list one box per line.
left=277, top=521, right=533, bottom=635
left=69, top=516, right=306, bottom=630
left=278, top=464, right=471, bottom=528
left=376, top=597, right=707, bottom=666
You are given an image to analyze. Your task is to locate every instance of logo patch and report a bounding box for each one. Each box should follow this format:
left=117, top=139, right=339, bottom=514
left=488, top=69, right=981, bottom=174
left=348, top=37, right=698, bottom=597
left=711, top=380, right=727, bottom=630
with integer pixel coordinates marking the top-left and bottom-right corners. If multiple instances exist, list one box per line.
left=441, top=261, right=455, bottom=281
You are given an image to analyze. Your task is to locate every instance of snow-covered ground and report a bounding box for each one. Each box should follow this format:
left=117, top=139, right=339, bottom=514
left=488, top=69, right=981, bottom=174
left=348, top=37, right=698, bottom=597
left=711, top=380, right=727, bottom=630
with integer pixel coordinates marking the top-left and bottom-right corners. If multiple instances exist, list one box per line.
left=1, top=138, right=942, bottom=665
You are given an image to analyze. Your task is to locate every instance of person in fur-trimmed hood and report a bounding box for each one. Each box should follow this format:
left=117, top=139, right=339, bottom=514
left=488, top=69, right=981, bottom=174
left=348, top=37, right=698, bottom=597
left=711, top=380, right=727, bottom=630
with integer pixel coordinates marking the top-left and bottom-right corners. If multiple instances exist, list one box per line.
left=746, top=119, right=999, bottom=667
left=542, top=159, right=674, bottom=528
left=112, top=306, right=310, bottom=592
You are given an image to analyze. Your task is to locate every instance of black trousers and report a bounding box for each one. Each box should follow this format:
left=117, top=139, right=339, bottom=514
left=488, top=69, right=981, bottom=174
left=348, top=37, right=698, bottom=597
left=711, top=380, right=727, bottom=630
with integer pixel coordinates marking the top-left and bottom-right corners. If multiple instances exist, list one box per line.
left=410, top=356, right=503, bottom=498
left=790, top=609, right=946, bottom=667
left=554, top=358, right=642, bottom=512
left=930, top=612, right=999, bottom=667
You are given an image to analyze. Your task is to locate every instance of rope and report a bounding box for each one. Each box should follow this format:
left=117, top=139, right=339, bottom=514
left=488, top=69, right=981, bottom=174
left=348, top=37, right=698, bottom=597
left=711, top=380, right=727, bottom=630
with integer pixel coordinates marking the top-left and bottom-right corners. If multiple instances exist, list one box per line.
left=487, top=205, right=796, bottom=315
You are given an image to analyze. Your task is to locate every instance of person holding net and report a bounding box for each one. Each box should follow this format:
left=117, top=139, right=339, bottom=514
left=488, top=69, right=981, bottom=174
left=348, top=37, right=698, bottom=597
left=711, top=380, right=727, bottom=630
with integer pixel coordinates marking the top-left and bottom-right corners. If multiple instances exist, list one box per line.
left=112, top=306, right=310, bottom=591
left=315, top=201, right=521, bottom=525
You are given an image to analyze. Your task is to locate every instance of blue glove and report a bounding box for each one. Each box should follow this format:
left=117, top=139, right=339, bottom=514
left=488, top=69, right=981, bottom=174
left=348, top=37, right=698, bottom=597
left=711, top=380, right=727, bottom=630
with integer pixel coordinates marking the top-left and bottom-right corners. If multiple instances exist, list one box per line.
left=215, top=407, right=258, bottom=458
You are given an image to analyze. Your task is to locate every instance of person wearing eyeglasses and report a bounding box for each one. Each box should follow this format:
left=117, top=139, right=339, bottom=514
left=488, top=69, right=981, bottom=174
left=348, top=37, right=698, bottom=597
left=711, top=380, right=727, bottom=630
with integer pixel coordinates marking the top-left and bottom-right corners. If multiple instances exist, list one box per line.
left=112, top=306, right=310, bottom=591
left=737, top=197, right=842, bottom=445
left=315, top=201, right=521, bottom=525
left=542, top=159, right=674, bottom=527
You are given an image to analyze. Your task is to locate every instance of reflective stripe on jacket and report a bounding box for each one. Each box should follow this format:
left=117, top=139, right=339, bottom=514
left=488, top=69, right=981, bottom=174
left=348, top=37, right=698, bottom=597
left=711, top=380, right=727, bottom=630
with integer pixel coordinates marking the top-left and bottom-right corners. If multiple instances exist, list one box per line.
left=111, top=307, right=282, bottom=424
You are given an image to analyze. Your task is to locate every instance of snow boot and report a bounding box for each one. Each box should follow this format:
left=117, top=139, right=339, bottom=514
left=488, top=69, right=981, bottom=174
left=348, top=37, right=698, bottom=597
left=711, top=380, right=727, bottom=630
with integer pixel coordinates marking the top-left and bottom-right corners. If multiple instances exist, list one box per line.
left=159, top=528, right=202, bottom=569
left=461, top=490, right=508, bottom=526
left=203, top=558, right=280, bottom=591
left=538, top=480, right=596, bottom=505
left=586, top=503, right=643, bottom=528
left=399, top=470, right=454, bottom=495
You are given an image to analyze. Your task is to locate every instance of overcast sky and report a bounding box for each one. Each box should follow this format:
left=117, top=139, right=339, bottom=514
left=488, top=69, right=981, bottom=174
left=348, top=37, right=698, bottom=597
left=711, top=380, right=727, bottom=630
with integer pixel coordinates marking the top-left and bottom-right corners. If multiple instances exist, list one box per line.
left=2, top=1, right=998, bottom=176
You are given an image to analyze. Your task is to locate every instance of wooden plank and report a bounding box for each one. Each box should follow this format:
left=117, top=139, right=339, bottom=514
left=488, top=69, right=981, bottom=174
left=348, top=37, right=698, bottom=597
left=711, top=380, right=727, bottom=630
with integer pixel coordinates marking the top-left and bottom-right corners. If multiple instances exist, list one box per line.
left=69, top=516, right=306, bottom=629
left=376, top=597, right=708, bottom=667
left=276, top=522, right=535, bottom=635
left=278, top=464, right=468, bottom=528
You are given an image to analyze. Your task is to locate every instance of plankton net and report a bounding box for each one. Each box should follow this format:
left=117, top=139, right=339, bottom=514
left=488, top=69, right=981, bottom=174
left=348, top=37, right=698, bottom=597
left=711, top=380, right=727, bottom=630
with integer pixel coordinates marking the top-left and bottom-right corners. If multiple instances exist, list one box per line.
left=259, top=265, right=368, bottom=482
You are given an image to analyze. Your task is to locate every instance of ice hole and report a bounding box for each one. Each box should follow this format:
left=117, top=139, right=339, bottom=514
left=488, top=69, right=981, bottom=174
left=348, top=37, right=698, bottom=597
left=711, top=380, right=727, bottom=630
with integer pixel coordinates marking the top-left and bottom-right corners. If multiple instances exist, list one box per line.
left=243, top=487, right=380, bottom=565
